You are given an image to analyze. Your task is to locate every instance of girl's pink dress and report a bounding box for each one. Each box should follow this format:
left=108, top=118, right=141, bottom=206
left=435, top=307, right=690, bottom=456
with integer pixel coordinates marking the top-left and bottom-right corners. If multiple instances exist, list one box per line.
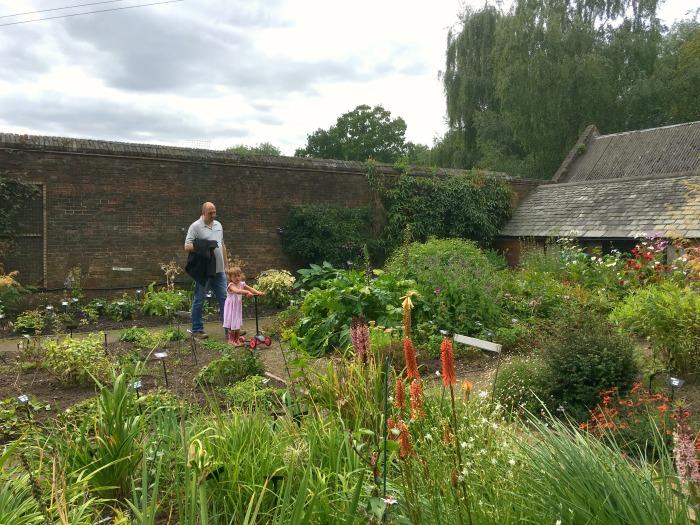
left=223, top=281, right=244, bottom=330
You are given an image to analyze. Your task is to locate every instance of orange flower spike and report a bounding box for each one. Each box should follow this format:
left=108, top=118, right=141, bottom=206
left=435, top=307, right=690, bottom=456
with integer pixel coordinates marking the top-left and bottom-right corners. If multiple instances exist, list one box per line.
left=440, top=337, right=456, bottom=387
left=410, top=379, right=424, bottom=420
left=395, top=378, right=406, bottom=409
left=403, top=338, right=420, bottom=380
left=397, top=419, right=412, bottom=458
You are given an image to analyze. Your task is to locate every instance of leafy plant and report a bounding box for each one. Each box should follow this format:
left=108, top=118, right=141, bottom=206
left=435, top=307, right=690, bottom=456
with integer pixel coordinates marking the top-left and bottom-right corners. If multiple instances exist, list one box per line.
left=0, top=443, right=44, bottom=525
left=43, top=334, right=112, bottom=385
left=255, top=269, right=296, bottom=308
left=12, top=309, right=44, bottom=334
left=163, top=326, right=187, bottom=342
left=610, top=281, right=700, bottom=377
left=105, top=296, right=137, bottom=322
left=119, top=326, right=149, bottom=343
left=293, top=268, right=410, bottom=356
left=63, top=373, right=143, bottom=499
left=196, top=348, right=264, bottom=387
left=141, top=282, right=188, bottom=317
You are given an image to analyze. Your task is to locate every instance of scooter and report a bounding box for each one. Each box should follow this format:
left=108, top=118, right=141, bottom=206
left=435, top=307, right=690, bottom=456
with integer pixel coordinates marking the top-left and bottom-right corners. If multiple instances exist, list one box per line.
left=248, top=294, right=271, bottom=349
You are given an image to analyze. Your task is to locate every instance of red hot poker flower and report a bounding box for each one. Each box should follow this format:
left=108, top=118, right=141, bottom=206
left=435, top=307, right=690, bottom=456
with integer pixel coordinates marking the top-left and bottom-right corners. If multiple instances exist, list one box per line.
left=440, top=337, right=456, bottom=386
left=397, top=419, right=412, bottom=458
left=403, top=338, right=420, bottom=380
left=410, top=379, right=424, bottom=420
left=395, top=378, right=406, bottom=409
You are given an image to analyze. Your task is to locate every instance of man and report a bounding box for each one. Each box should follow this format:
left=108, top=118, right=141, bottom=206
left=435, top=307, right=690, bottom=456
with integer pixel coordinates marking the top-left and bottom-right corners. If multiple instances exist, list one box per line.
left=184, top=202, right=228, bottom=338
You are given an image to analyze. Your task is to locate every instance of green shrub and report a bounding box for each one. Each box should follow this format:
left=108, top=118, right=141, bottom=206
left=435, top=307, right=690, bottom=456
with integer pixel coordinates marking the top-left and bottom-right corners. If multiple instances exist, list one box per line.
left=44, top=334, right=112, bottom=385
left=218, top=375, right=278, bottom=410
left=196, top=348, right=264, bottom=387
left=294, top=268, right=410, bottom=356
left=541, top=312, right=638, bottom=420
left=610, top=282, right=700, bottom=377
left=12, top=309, right=44, bottom=334
left=385, top=238, right=501, bottom=339
left=105, top=297, right=136, bottom=322
left=141, top=283, right=188, bottom=317
left=281, top=204, right=372, bottom=266
left=255, top=269, right=295, bottom=308
left=494, top=356, right=552, bottom=415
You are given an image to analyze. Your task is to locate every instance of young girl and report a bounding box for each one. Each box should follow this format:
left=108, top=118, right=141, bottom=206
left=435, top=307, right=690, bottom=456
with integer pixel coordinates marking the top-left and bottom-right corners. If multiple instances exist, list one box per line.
left=223, top=266, right=263, bottom=345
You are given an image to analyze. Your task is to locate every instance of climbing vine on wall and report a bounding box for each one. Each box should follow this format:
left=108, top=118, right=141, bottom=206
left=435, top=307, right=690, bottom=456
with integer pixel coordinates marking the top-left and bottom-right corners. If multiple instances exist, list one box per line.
left=371, top=169, right=513, bottom=254
left=0, top=176, right=39, bottom=251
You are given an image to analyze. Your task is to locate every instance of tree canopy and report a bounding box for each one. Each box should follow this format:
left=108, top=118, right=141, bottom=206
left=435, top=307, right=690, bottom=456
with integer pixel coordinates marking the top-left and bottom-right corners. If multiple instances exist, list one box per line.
left=439, top=0, right=700, bottom=178
left=295, top=104, right=410, bottom=163
left=225, top=142, right=281, bottom=156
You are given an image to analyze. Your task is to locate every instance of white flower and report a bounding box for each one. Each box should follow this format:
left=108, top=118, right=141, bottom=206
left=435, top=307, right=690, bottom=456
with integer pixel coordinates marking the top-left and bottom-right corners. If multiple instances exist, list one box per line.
left=424, top=433, right=433, bottom=442
left=382, top=496, right=398, bottom=506
left=481, top=417, right=489, bottom=424
left=508, top=458, right=516, bottom=466
left=478, top=391, right=488, bottom=399
left=435, top=370, right=441, bottom=377
left=460, top=441, right=468, bottom=449
left=491, top=458, right=498, bottom=465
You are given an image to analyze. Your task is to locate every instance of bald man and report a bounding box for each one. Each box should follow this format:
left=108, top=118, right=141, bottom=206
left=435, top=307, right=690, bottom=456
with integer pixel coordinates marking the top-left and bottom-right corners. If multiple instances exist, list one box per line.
left=184, top=202, right=228, bottom=338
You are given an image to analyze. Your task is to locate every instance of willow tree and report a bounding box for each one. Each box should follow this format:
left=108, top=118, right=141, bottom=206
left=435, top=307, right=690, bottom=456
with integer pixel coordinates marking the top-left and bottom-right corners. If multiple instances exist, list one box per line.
left=443, top=0, right=666, bottom=178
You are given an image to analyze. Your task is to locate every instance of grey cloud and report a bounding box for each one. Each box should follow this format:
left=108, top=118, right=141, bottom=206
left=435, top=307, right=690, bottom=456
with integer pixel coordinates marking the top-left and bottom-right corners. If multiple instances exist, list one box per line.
left=51, top=1, right=426, bottom=96
left=0, top=93, right=247, bottom=142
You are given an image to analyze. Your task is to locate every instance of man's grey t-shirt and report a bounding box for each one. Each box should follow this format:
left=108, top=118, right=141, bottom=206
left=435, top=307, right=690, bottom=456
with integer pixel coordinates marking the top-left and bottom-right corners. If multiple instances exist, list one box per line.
left=185, top=218, right=225, bottom=273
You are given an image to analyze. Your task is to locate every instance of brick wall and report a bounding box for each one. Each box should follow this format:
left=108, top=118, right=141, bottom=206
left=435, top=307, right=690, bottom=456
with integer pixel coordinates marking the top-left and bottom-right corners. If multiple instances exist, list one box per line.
left=0, top=133, right=541, bottom=289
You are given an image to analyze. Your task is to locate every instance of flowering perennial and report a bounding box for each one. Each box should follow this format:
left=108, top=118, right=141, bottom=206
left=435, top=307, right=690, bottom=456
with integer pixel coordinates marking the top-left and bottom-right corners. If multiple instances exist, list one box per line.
left=403, top=338, right=420, bottom=380
left=410, top=379, right=424, bottom=420
left=350, top=316, right=369, bottom=364
left=440, top=336, right=456, bottom=386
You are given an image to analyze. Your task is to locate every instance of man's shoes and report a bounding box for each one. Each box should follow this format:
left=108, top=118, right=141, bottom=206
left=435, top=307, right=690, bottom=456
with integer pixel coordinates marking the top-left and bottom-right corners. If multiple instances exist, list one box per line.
left=240, top=330, right=247, bottom=336
left=192, top=330, right=209, bottom=339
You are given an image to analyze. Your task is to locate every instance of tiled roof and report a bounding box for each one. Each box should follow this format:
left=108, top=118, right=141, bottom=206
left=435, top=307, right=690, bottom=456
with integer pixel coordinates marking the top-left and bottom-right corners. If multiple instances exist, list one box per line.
left=561, top=121, right=700, bottom=183
left=500, top=173, right=700, bottom=239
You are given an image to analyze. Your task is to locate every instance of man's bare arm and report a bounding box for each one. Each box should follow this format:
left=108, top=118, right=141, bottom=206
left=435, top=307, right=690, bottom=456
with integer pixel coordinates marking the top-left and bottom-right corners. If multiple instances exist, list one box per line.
left=184, top=243, right=194, bottom=252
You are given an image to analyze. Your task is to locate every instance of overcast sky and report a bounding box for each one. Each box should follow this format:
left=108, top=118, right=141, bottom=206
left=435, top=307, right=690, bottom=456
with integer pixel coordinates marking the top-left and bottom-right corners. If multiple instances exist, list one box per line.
left=0, top=0, right=696, bottom=155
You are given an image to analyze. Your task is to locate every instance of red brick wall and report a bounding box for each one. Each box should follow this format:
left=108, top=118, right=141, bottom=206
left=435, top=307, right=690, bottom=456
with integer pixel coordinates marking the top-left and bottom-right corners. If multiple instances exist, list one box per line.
left=0, top=136, right=542, bottom=289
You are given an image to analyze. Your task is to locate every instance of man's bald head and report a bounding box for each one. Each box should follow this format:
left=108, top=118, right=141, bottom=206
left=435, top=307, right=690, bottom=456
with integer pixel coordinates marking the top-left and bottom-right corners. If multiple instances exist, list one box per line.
left=202, top=202, right=217, bottom=225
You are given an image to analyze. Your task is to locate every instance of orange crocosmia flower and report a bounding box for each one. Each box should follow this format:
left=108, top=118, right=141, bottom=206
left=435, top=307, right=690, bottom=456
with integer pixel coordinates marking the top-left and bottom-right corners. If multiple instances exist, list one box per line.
left=410, top=379, right=424, bottom=420
left=395, top=378, right=406, bottom=409
left=658, top=404, right=669, bottom=412
left=403, top=338, right=420, bottom=380
left=440, top=337, right=456, bottom=386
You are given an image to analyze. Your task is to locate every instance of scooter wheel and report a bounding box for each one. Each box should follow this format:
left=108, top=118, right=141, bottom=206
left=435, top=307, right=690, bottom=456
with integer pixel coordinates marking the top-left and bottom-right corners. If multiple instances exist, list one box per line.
left=249, top=338, right=257, bottom=349
left=264, top=336, right=271, bottom=346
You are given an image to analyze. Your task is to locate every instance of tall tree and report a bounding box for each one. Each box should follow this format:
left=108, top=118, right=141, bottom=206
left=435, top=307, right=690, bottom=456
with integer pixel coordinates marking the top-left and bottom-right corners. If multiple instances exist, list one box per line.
left=295, top=104, right=409, bottom=163
left=443, top=5, right=501, bottom=169
left=442, top=0, right=681, bottom=179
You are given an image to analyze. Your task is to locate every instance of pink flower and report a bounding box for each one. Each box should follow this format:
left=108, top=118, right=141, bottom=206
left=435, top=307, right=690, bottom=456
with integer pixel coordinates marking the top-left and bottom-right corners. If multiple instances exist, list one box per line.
left=350, top=317, right=369, bottom=365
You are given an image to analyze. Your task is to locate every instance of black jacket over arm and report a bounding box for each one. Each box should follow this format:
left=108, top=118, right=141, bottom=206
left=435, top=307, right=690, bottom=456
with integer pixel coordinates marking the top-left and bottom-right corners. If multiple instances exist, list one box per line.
left=185, top=239, right=219, bottom=286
